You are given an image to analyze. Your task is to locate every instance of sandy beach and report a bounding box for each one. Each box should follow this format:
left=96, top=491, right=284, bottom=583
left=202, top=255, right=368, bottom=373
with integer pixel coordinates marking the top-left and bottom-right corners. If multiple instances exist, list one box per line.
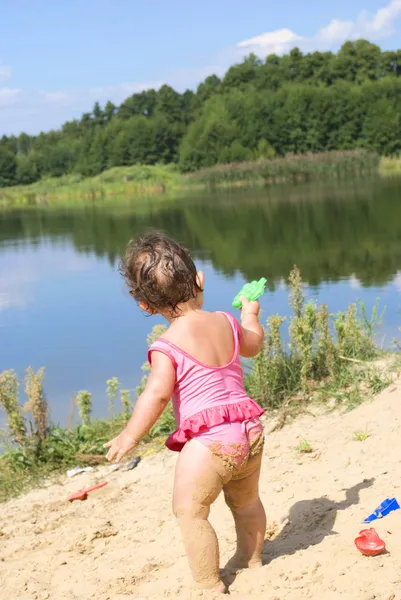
left=2, top=378, right=401, bottom=600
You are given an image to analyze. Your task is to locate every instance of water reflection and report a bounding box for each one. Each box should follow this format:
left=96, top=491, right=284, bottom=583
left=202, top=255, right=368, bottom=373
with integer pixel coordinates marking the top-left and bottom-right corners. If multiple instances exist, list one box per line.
left=2, top=177, right=401, bottom=287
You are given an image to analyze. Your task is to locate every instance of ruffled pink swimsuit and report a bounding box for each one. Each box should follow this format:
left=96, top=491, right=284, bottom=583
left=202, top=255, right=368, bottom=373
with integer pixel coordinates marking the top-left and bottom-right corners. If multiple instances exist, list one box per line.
left=148, top=312, right=264, bottom=468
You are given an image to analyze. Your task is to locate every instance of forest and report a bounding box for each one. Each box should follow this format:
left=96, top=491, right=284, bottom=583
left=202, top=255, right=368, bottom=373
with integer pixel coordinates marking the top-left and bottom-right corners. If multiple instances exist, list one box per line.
left=1, top=39, right=401, bottom=188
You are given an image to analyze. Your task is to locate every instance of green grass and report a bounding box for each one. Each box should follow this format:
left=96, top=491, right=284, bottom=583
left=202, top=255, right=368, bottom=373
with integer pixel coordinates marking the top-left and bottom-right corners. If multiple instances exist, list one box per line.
left=296, top=440, right=313, bottom=454
left=379, top=156, right=401, bottom=177
left=353, top=428, right=370, bottom=442
left=0, top=164, right=183, bottom=207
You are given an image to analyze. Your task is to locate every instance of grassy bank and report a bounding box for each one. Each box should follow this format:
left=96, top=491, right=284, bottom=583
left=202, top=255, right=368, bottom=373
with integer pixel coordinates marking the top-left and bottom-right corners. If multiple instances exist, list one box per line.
left=0, top=150, right=386, bottom=207
left=0, top=164, right=183, bottom=207
left=187, top=150, right=380, bottom=188
left=378, top=156, right=401, bottom=177
left=0, top=269, right=398, bottom=502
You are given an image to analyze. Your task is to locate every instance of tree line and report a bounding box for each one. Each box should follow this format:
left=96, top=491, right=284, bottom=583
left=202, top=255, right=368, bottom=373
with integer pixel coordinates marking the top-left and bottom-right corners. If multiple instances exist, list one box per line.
left=1, top=39, right=401, bottom=187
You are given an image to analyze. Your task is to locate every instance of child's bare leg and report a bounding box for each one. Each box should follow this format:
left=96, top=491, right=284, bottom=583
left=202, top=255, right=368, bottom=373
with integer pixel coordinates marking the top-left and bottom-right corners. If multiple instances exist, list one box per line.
left=224, top=450, right=266, bottom=570
left=173, top=439, right=228, bottom=592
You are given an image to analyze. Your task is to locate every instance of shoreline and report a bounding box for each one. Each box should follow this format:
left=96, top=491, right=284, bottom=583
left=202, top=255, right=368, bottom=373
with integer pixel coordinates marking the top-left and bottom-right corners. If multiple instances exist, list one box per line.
left=1, top=151, right=398, bottom=208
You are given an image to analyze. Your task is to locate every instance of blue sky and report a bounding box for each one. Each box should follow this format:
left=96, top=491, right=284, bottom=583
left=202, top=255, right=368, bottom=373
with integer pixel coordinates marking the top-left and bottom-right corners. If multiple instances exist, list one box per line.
left=1, top=0, right=401, bottom=135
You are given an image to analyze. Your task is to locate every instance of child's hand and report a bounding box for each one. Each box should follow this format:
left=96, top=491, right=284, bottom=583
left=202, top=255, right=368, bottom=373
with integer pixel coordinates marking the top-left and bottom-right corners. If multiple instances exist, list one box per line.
left=240, top=297, right=260, bottom=318
left=103, top=428, right=138, bottom=463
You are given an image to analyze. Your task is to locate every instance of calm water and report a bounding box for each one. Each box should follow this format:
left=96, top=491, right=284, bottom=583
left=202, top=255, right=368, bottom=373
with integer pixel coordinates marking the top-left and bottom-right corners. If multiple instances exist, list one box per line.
left=1, top=177, right=401, bottom=424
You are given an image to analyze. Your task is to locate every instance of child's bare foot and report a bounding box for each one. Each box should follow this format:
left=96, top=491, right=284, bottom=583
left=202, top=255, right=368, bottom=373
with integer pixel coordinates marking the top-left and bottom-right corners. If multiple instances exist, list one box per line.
left=193, top=580, right=227, bottom=594
left=225, top=553, right=263, bottom=571
left=214, top=581, right=228, bottom=594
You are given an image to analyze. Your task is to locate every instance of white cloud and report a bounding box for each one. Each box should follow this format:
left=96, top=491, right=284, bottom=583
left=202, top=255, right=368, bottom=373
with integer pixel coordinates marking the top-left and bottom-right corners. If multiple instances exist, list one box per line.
left=0, top=65, right=12, bottom=84
left=238, top=28, right=305, bottom=54
left=0, top=87, right=22, bottom=108
left=238, top=0, right=401, bottom=55
left=371, top=0, right=401, bottom=34
left=2, top=1, right=401, bottom=134
left=0, top=269, right=37, bottom=313
left=0, top=247, right=94, bottom=314
left=43, top=91, right=70, bottom=103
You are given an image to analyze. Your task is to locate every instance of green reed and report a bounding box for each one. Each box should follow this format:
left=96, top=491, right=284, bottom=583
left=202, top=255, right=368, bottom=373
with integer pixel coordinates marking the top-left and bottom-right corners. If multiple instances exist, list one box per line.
left=187, top=150, right=380, bottom=188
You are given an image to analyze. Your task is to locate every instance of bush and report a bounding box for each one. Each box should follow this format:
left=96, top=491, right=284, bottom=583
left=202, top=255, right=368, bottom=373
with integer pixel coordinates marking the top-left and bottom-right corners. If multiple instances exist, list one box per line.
left=245, top=267, right=383, bottom=409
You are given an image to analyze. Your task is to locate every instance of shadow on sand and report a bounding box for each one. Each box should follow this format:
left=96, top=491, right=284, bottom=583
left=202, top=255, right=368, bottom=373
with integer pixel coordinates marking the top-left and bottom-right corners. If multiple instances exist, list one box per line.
left=262, top=478, right=374, bottom=564
left=222, top=478, right=374, bottom=589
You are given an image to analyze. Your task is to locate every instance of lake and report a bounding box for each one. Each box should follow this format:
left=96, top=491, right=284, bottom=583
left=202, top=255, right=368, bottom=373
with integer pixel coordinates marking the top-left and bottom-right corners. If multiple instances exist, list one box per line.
left=1, top=176, right=401, bottom=425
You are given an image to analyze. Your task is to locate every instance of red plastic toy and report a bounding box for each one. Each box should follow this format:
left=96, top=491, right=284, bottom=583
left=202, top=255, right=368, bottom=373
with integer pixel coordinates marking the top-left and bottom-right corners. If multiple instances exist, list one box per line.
left=354, top=528, right=386, bottom=556
left=68, top=481, right=108, bottom=502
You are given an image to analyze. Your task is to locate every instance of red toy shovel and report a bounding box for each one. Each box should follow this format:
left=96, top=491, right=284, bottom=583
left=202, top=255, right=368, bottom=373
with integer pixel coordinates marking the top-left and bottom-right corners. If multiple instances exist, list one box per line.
left=68, top=481, right=108, bottom=502
left=355, top=528, right=386, bottom=556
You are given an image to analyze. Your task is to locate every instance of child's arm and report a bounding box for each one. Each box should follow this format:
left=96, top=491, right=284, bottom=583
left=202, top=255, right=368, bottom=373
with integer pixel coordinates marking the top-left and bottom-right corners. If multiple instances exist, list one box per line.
left=239, top=297, right=264, bottom=358
left=104, top=351, right=175, bottom=463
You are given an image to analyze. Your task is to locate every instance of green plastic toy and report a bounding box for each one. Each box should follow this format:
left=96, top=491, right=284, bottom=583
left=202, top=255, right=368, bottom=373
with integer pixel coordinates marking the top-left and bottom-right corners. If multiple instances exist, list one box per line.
left=232, top=278, right=267, bottom=309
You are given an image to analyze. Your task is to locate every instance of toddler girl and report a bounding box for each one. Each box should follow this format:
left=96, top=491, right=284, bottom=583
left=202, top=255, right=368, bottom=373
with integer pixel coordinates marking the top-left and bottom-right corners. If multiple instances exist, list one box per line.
left=105, top=231, right=266, bottom=592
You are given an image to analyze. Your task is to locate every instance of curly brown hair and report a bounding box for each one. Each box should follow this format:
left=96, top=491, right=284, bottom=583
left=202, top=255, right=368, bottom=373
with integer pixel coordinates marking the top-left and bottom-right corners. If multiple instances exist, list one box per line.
left=119, top=231, right=203, bottom=314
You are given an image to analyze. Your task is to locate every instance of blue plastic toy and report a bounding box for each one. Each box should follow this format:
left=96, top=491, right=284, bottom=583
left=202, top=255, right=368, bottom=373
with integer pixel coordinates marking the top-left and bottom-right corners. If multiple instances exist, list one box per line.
left=363, top=497, right=400, bottom=523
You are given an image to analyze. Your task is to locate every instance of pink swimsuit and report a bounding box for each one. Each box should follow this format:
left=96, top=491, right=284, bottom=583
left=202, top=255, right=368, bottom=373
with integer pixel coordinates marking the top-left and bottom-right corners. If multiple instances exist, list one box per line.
left=148, top=312, right=264, bottom=468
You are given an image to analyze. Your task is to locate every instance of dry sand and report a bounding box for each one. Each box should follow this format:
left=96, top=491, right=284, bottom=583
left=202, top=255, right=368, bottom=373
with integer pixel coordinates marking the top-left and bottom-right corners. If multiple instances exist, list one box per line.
left=2, top=380, right=401, bottom=600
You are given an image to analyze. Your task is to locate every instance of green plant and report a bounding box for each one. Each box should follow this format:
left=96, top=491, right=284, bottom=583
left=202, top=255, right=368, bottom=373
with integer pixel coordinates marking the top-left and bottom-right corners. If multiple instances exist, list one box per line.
left=367, top=370, right=392, bottom=394
left=334, top=300, right=382, bottom=361
left=290, top=300, right=317, bottom=393
left=246, top=314, right=297, bottom=408
left=246, top=268, right=387, bottom=413
left=106, top=377, right=120, bottom=413
left=23, top=367, right=48, bottom=441
left=316, top=304, right=337, bottom=378
left=120, top=389, right=132, bottom=420
left=296, top=440, right=313, bottom=454
left=353, top=428, right=370, bottom=441
left=76, top=391, right=92, bottom=426
left=288, top=266, right=304, bottom=319
left=344, top=384, right=364, bottom=412
left=0, top=370, right=26, bottom=445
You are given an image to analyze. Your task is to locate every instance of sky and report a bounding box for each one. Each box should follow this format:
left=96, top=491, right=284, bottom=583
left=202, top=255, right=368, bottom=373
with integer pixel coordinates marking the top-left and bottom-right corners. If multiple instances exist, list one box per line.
left=1, top=0, right=401, bottom=135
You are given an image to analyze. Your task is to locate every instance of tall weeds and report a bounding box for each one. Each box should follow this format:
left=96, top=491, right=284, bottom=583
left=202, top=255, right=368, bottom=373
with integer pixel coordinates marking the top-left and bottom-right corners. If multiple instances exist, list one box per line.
left=187, top=150, right=380, bottom=188
left=76, top=391, right=92, bottom=426
left=106, top=377, right=120, bottom=413
left=0, top=370, right=26, bottom=445
left=246, top=267, right=383, bottom=409
left=24, top=367, right=48, bottom=441
left=120, top=389, right=132, bottom=420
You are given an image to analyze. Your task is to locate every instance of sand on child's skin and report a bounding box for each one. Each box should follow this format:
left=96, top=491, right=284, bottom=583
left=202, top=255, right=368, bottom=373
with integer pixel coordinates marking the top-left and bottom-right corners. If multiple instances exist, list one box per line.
left=2, top=378, right=401, bottom=599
